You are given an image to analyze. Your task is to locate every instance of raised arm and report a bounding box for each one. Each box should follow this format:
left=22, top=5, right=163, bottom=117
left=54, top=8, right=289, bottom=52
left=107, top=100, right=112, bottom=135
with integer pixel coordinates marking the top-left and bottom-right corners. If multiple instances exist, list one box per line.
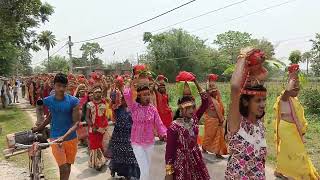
left=123, top=79, right=137, bottom=110
left=194, top=80, right=209, bottom=122
left=227, top=49, right=250, bottom=134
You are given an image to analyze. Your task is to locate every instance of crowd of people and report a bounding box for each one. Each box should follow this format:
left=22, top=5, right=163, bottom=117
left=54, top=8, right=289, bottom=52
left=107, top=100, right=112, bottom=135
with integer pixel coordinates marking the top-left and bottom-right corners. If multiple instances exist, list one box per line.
left=6, top=47, right=320, bottom=180
left=0, top=78, right=24, bottom=107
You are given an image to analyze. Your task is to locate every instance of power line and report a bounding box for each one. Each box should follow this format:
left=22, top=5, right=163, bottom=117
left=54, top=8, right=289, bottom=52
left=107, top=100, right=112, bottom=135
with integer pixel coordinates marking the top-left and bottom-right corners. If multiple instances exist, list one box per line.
left=101, top=0, right=297, bottom=52
left=190, top=0, right=298, bottom=34
left=73, top=0, right=197, bottom=44
left=99, top=0, right=250, bottom=49
left=31, top=43, right=68, bottom=65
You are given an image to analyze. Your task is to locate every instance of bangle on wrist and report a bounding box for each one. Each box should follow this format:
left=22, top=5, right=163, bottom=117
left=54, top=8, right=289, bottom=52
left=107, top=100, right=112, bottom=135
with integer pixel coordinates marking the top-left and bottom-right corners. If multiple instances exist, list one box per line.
left=165, top=164, right=174, bottom=175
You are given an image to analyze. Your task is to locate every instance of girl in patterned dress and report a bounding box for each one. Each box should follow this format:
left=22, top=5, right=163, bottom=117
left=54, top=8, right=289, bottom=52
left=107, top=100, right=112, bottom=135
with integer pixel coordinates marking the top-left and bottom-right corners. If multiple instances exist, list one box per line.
left=225, top=48, right=268, bottom=179
left=86, top=84, right=108, bottom=171
left=165, top=76, right=210, bottom=180
left=108, top=87, right=140, bottom=179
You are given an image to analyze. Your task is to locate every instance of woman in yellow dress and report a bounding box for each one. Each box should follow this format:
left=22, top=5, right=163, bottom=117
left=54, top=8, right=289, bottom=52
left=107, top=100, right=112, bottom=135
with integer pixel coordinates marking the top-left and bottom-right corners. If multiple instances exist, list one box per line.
left=274, top=64, right=319, bottom=180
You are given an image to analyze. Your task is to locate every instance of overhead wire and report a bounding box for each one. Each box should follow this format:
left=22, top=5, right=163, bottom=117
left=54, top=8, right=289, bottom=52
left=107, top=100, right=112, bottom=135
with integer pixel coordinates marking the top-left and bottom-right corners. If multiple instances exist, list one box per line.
left=189, top=0, right=298, bottom=34
left=101, top=0, right=298, bottom=53
left=31, top=43, right=68, bottom=65
left=73, top=0, right=197, bottom=44
left=99, top=0, right=251, bottom=49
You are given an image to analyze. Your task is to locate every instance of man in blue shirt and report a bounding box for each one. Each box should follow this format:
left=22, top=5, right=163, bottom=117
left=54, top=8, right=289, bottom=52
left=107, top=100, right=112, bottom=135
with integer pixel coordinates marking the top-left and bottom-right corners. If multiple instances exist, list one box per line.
left=33, top=73, right=80, bottom=180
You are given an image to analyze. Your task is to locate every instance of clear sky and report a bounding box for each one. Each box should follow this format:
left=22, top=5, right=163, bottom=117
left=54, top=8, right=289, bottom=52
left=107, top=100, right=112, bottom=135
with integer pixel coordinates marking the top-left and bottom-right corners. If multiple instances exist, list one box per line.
left=31, top=0, right=320, bottom=69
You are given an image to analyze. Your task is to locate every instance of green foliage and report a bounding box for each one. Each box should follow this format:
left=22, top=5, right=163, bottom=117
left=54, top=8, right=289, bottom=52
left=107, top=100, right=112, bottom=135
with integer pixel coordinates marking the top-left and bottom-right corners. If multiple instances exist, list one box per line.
left=41, top=55, right=69, bottom=73
left=301, top=88, right=320, bottom=114
left=250, top=38, right=275, bottom=59
left=37, top=31, right=57, bottom=51
left=143, top=29, right=210, bottom=81
left=79, top=42, right=104, bottom=68
left=288, top=50, right=302, bottom=64
left=214, top=30, right=252, bottom=62
left=0, top=0, right=54, bottom=76
left=310, top=34, right=320, bottom=76
left=80, top=42, right=104, bottom=60
left=142, top=29, right=282, bottom=81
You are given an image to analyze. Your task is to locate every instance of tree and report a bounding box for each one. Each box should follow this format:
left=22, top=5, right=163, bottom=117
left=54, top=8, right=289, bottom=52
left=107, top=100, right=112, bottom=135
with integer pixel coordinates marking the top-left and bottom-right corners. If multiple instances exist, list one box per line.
left=38, top=30, right=57, bottom=72
left=310, top=33, right=320, bottom=76
left=250, top=38, right=275, bottom=59
left=288, top=50, right=302, bottom=64
left=214, top=31, right=252, bottom=63
left=41, top=55, right=69, bottom=73
left=80, top=42, right=104, bottom=70
left=302, top=51, right=313, bottom=75
left=33, top=66, right=45, bottom=74
left=0, top=0, right=54, bottom=76
left=142, top=29, right=210, bottom=81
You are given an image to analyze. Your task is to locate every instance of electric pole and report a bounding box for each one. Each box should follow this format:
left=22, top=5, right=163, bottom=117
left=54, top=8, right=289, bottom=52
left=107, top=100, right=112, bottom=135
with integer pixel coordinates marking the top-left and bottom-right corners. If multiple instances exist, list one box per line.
left=68, top=36, right=73, bottom=73
left=137, top=52, right=139, bottom=64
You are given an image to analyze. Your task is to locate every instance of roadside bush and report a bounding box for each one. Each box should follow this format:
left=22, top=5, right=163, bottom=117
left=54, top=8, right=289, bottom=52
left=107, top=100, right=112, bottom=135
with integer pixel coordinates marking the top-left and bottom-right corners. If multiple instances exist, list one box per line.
left=301, top=88, right=320, bottom=115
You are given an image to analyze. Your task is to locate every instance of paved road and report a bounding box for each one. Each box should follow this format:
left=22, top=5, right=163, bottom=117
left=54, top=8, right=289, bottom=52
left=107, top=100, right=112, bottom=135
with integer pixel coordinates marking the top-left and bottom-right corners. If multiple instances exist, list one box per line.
left=18, top=95, right=277, bottom=180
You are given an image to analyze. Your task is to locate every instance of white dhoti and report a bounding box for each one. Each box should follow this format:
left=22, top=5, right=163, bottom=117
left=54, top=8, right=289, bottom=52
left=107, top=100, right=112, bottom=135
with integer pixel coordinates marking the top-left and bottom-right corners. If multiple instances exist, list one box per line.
left=132, top=144, right=154, bottom=180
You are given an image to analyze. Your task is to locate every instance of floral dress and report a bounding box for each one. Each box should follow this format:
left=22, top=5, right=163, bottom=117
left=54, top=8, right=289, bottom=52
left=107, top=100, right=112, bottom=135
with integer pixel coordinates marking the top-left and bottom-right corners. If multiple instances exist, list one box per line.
left=165, top=93, right=210, bottom=180
left=225, top=117, right=267, bottom=180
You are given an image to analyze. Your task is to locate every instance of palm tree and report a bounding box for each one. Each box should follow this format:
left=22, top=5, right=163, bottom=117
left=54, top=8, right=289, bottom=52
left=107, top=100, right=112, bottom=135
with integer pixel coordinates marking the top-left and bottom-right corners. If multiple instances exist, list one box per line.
left=38, top=30, right=57, bottom=72
left=302, top=51, right=312, bottom=75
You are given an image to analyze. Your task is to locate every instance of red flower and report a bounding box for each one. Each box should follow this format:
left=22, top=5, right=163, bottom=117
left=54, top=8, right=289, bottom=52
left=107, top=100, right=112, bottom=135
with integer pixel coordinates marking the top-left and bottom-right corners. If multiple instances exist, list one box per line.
left=176, top=71, right=196, bottom=82
left=247, top=49, right=265, bottom=66
left=116, top=76, right=124, bottom=86
left=288, top=64, right=299, bottom=73
left=67, top=73, right=75, bottom=80
left=133, top=64, right=146, bottom=75
left=208, top=74, right=219, bottom=81
left=78, top=77, right=87, bottom=84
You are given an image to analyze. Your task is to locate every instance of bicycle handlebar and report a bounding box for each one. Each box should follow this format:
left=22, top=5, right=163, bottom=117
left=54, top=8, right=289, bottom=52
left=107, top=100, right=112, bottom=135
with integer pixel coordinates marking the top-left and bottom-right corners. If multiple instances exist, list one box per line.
left=15, top=140, right=58, bottom=149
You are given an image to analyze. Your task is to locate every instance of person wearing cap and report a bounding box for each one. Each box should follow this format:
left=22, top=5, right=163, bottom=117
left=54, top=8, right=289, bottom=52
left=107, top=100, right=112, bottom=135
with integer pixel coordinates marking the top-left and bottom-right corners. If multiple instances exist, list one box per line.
left=225, top=47, right=268, bottom=179
left=202, top=74, right=228, bottom=158
left=123, top=74, right=167, bottom=180
left=155, top=75, right=173, bottom=128
left=108, top=77, right=140, bottom=179
left=165, top=73, right=210, bottom=180
left=274, top=64, right=319, bottom=180
left=86, top=84, right=108, bottom=171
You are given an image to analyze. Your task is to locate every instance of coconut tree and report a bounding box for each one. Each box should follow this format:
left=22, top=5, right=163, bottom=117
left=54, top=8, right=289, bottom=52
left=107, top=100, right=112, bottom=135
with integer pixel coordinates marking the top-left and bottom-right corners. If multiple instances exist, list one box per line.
left=38, top=30, right=57, bottom=72
left=302, top=51, right=312, bottom=75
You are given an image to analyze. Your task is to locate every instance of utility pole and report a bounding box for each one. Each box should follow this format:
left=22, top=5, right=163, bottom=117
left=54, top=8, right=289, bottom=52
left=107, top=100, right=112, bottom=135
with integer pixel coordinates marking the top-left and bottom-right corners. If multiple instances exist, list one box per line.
left=68, top=36, right=73, bottom=73
left=137, top=52, right=139, bottom=64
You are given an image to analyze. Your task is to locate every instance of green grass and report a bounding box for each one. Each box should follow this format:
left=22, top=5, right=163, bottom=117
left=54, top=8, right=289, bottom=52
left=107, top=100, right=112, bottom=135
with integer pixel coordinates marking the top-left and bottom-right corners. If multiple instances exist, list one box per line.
left=0, top=106, right=58, bottom=180
left=0, top=106, right=33, bottom=165
left=166, top=82, right=320, bottom=170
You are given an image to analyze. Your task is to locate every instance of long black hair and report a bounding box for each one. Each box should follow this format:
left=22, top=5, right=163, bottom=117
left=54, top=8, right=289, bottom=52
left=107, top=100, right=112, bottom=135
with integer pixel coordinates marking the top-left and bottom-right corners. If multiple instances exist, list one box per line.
left=224, top=85, right=267, bottom=137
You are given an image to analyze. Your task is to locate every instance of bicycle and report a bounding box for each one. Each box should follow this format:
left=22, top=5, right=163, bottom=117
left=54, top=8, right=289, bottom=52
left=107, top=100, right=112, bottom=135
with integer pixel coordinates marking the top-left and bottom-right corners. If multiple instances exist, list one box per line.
left=7, top=133, right=57, bottom=180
